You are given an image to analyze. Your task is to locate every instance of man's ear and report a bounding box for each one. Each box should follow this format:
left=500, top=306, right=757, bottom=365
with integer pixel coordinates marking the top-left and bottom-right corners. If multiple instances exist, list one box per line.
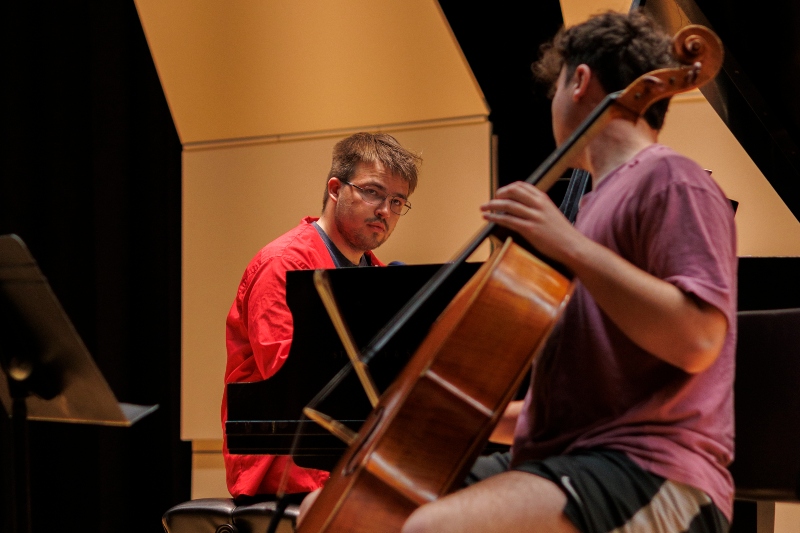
left=571, top=64, right=593, bottom=101
left=327, top=177, right=342, bottom=202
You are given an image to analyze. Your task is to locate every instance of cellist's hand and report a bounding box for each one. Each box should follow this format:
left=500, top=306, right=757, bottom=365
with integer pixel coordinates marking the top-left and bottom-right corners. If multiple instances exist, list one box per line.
left=488, top=400, right=523, bottom=445
left=483, top=182, right=728, bottom=375
left=480, top=181, right=585, bottom=267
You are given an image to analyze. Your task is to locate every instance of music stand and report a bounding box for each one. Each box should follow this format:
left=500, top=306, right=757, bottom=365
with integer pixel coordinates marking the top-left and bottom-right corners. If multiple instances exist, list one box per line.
left=0, top=234, right=158, bottom=533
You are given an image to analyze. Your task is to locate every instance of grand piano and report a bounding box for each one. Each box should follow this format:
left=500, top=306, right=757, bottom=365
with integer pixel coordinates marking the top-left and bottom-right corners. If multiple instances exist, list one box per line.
left=228, top=0, right=800, bottom=527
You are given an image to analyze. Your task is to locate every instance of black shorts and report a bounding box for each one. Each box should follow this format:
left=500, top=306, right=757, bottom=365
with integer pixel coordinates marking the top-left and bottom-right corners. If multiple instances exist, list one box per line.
left=466, top=449, right=729, bottom=533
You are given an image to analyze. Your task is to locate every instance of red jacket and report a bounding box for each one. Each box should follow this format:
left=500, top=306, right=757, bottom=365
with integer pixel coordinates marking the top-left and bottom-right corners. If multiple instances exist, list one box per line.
left=222, top=217, right=383, bottom=497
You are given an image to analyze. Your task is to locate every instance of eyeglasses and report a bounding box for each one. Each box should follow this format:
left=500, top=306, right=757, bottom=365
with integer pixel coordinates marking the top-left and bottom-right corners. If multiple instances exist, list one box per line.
left=341, top=181, right=411, bottom=216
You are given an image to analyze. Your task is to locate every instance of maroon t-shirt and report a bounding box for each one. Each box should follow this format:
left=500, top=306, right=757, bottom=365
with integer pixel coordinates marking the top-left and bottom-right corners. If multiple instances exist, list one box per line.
left=512, top=144, right=738, bottom=520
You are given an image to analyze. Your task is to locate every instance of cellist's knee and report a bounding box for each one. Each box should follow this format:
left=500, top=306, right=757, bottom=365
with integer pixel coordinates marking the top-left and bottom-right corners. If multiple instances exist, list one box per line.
left=296, top=488, right=321, bottom=527
left=401, top=504, right=437, bottom=533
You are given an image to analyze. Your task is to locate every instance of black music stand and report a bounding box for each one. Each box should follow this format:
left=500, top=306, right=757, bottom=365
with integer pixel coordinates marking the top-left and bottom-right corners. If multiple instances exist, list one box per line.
left=0, top=234, right=158, bottom=533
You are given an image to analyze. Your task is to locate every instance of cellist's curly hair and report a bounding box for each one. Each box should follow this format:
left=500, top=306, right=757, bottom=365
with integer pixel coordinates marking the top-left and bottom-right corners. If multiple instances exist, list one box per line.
left=532, top=10, right=677, bottom=130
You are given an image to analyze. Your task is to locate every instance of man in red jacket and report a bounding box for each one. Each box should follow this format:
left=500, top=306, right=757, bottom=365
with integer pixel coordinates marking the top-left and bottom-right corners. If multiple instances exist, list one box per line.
left=222, top=132, right=421, bottom=502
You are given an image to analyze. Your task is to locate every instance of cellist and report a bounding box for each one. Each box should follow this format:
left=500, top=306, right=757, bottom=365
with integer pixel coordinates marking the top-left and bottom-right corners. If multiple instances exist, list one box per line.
left=402, top=10, right=736, bottom=533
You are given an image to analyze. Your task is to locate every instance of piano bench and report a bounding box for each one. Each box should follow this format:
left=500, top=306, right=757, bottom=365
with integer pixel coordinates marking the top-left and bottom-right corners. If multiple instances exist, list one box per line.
left=161, top=498, right=300, bottom=533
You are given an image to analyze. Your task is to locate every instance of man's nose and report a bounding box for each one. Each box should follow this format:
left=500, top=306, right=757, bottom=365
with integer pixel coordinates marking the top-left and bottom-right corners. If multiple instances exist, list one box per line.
left=374, top=199, right=392, bottom=217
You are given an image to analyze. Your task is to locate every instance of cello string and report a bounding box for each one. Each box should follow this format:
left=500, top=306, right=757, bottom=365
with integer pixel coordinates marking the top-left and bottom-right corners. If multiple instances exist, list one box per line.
left=559, top=169, right=592, bottom=224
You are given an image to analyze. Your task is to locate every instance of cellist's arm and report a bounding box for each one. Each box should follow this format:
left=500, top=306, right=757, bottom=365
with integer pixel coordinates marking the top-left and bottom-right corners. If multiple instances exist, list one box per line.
left=489, top=400, right=523, bottom=445
left=481, top=182, right=727, bottom=374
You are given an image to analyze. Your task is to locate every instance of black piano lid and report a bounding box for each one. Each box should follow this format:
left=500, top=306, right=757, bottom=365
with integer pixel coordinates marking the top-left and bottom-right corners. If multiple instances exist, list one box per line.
left=226, top=262, right=483, bottom=463
left=641, top=0, right=800, bottom=222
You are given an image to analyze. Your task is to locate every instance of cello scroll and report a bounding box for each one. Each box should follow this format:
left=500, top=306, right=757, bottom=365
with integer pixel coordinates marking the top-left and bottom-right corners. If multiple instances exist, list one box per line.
left=614, top=24, right=723, bottom=119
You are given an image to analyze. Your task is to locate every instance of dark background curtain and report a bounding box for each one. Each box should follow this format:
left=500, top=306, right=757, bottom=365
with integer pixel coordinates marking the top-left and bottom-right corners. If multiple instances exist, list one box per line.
left=438, top=1, right=563, bottom=189
left=1, top=2, right=189, bottom=532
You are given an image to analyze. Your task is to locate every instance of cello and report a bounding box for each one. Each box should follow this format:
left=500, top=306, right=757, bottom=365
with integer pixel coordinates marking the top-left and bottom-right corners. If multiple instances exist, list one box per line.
left=296, top=24, right=724, bottom=533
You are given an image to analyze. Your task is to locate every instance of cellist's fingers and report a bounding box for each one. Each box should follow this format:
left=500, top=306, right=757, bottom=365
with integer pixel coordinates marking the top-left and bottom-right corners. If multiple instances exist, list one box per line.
left=481, top=208, right=541, bottom=236
left=480, top=182, right=560, bottom=229
left=497, top=180, right=559, bottom=203
left=481, top=182, right=553, bottom=214
left=481, top=184, right=581, bottom=265
left=480, top=198, right=536, bottom=219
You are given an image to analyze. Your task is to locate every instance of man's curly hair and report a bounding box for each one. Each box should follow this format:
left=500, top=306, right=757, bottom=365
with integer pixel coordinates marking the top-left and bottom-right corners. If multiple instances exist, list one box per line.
left=532, top=10, right=677, bottom=130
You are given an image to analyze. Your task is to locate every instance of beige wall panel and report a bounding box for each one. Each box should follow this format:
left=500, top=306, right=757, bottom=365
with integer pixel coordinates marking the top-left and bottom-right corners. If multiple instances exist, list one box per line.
left=776, top=503, right=800, bottom=533
left=182, top=121, right=491, bottom=439
left=659, top=93, right=800, bottom=257
left=559, top=0, right=632, bottom=26
left=134, top=0, right=488, bottom=144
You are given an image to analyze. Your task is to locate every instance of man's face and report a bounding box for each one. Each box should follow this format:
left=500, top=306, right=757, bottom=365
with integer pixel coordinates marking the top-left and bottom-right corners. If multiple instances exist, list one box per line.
left=333, top=161, right=409, bottom=253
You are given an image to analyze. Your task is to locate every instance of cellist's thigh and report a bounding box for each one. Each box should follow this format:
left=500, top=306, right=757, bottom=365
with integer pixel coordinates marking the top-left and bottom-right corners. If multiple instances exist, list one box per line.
left=402, top=470, right=578, bottom=533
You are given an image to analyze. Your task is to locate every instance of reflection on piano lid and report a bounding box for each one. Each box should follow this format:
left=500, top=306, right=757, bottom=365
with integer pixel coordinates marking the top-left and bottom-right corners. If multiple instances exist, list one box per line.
left=641, top=0, right=800, bottom=220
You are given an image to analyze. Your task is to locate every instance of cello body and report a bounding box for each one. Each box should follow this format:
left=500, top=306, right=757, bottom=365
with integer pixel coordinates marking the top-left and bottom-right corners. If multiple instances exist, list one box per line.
left=297, top=238, right=573, bottom=533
